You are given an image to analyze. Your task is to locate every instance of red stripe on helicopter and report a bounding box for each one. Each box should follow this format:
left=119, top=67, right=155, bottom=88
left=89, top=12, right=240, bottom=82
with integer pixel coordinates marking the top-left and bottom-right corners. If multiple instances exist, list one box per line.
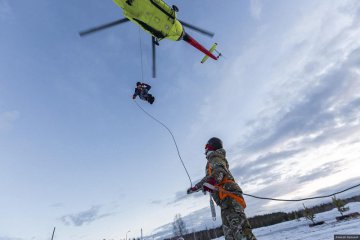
left=183, top=33, right=218, bottom=60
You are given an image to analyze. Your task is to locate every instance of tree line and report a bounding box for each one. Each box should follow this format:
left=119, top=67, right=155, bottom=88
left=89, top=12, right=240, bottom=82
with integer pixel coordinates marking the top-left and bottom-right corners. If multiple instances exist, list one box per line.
left=165, top=194, right=360, bottom=240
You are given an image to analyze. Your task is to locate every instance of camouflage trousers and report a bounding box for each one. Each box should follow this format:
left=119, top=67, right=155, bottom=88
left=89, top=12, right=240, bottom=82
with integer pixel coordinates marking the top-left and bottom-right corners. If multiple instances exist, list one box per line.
left=221, top=198, right=256, bottom=240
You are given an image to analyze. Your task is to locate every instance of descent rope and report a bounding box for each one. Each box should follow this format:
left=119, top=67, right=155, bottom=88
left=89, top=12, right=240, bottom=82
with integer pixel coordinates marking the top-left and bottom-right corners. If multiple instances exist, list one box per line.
left=133, top=100, right=193, bottom=187
left=136, top=28, right=193, bottom=187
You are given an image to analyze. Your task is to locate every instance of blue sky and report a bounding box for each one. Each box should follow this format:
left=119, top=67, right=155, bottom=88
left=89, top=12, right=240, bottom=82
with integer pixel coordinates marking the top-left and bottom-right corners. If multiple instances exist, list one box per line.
left=1, top=0, right=360, bottom=239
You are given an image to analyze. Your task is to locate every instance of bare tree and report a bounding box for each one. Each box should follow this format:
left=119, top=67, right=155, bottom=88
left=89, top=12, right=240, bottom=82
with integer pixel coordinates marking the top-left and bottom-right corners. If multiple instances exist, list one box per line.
left=172, top=214, right=188, bottom=237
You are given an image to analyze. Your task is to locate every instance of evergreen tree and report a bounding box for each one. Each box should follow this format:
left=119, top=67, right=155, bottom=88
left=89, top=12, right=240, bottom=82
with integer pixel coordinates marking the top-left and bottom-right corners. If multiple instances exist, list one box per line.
left=332, top=195, right=349, bottom=216
left=302, top=203, right=316, bottom=224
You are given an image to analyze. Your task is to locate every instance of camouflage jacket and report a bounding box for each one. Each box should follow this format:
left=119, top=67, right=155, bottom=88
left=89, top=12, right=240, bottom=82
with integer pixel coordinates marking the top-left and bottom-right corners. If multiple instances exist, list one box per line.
left=194, top=149, right=243, bottom=208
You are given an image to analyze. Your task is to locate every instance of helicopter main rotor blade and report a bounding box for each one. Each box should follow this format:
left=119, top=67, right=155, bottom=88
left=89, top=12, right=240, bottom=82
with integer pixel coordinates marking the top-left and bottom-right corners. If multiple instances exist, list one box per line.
left=179, top=20, right=214, bottom=38
left=79, top=18, right=130, bottom=37
left=152, top=36, right=157, bottom=78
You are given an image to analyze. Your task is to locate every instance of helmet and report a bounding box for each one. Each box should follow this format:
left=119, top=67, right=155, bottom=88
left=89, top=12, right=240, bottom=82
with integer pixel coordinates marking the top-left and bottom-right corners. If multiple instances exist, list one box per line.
left=136, top=82, right=141, bottom=86
left=206, top=137, right=223, bottom=151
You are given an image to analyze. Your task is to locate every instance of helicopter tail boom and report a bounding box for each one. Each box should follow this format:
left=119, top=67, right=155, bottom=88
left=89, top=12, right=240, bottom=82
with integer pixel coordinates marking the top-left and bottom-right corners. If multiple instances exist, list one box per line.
left=182, top=33, right=217, bottom=61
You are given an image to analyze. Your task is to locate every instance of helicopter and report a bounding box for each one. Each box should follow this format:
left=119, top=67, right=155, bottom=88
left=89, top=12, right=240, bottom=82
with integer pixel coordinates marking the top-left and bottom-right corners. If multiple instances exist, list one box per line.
left=79, top=0, right=221, bottom=78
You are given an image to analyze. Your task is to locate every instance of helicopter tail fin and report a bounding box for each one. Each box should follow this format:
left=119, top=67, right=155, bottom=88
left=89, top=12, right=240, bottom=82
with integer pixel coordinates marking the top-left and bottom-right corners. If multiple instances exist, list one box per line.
left=201, top=43, right=220, bottom=63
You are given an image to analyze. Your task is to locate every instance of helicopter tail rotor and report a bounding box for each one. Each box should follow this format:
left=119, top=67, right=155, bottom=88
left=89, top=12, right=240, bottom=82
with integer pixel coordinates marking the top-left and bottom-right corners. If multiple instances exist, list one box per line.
left=201, top=43, right=221, bottom=63
left=79, top=18, right=130, bottom=37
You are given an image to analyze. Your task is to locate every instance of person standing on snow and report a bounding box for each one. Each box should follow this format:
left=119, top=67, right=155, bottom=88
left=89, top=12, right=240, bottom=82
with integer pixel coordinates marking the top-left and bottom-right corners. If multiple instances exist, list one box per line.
left=187, top=137, right=256, bottom=240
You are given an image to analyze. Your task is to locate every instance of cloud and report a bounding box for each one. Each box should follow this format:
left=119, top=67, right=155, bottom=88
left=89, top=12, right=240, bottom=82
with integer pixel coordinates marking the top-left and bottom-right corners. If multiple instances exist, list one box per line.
left=0, top=237, right=23, bottom=240
left=50, top=202, right=63, bottom=208
left=150, top=200, right=162, bottom=205
left=171, top=188, right=203, bottom=204
left=296, top=160, right=344, bottom=184
left=0, top=111, right=20, bottom=133
left=312, top=176, right=360, bottom=198
left=60, top=206, right=113, bottom=226
left=232, top=149, right=304, bottom=183
left=234, top=45, right=360, bottom=158
left=250, top=0, right=262, bottom=20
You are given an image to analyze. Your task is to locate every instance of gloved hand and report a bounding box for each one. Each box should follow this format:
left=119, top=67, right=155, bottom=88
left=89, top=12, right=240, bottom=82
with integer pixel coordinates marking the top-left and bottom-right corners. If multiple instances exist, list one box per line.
left=132, top=95, right=136, bottom=99
left=203, top=178, right=216, bottom=193
left=187, top=186, right=198, bottom=194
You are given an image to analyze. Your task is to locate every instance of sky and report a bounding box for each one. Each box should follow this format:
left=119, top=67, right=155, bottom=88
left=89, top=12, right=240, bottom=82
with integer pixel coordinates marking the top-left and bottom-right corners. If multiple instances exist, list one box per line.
left=1, top=0, right=360, bottom=239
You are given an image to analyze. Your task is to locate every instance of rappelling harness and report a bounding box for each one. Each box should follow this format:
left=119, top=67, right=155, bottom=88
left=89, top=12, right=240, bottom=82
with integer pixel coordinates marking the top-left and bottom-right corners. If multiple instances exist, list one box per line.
left=205, top=165, right=247, bottom=209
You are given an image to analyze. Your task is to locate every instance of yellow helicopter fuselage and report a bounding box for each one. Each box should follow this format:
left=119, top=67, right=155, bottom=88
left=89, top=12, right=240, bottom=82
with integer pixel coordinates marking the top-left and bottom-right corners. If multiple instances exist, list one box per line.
left=113, top=0, right=184, bottom=41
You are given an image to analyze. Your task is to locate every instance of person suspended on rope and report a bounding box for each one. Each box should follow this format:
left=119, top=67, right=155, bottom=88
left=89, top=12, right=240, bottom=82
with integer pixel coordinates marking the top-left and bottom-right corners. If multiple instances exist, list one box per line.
left=187, top=137, right=257, bottom=240
left=132, top=82, right=155, bottom=104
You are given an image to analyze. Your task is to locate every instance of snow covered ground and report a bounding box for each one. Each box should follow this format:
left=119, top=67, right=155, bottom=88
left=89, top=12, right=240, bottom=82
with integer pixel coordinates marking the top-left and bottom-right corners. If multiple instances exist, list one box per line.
left=216, top=202, right=360, bottom=240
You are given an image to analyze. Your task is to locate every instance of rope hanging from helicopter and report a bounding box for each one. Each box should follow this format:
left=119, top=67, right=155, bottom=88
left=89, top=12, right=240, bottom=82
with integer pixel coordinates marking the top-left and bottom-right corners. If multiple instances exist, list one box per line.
left=136, top=28, right=193, bottom=187
left=133, top=100, right=193, bottom=187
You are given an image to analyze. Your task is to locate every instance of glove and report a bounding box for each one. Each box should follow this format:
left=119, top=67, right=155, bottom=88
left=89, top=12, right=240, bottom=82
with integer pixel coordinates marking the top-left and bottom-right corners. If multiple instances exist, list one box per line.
left=187, top=186, right=198, bottom=194
left=132, top=95, right=136, bottom=99
left=203, top=178, right=216, bottom=193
